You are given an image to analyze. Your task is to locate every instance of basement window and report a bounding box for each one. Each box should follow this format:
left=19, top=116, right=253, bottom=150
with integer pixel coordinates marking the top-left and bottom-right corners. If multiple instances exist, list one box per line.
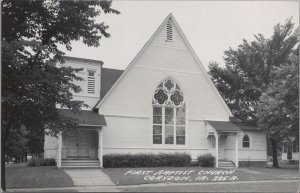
left=87, top=70, right=96, bottom=94
left=166, top=21, right=173, bottom=42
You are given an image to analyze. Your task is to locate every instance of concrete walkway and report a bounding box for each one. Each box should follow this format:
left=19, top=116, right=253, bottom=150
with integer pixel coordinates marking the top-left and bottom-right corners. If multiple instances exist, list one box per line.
left=63, top=168, right=115, bottom=186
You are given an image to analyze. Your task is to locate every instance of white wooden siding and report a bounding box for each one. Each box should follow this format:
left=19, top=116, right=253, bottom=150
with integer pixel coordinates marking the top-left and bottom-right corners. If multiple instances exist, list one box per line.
left=57, top=59, right=101, bottom=109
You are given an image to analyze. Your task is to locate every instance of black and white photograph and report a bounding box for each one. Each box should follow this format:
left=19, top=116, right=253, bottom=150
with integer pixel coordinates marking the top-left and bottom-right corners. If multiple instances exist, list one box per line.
left=1, top=0, right=299, bottom=192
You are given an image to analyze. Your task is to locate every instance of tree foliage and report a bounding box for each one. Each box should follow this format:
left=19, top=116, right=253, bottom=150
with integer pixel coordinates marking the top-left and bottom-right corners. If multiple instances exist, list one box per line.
left=256, top=50, right=299, bottom=167
left=5, top=126, right=29, bottom=161
left=2, top=0, right=119, bottom=142
left=209, top=18, right=299, bottom=123
left=2, top=1, right=119, bottom=189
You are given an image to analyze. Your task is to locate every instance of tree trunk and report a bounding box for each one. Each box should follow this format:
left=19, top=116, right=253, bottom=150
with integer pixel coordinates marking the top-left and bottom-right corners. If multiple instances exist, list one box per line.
left=1, top=108, right=16, bottom=191
left=1, top=125, right=6, bottom=191
left=287, top=144, right=292, bottom=161
left=270, top=137, right=279, bottom=168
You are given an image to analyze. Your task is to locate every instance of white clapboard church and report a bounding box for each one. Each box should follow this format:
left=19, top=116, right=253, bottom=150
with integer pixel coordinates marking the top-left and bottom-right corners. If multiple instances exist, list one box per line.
left=44, top=14, right=267, bottom=168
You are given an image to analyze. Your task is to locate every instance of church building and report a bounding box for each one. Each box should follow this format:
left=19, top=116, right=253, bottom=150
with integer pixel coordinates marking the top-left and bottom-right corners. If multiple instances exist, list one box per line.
left=44, top=14, right=267, bottom=168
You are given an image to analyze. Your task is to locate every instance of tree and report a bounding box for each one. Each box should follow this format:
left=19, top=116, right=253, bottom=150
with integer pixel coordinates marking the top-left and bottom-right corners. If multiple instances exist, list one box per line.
left=209, top=18, right=299, bottom=122
left=2, top=0, right=119, bottom=190
left=208, top=19, right=299, bottom=167
left=5, top=125, right=29, bottom=163
left=26, top=123, right=45, bottom=158
left=256, top=50, right=299, bottom=167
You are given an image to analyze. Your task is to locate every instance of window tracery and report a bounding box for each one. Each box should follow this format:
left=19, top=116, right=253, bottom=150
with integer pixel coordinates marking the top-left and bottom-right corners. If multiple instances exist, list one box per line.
left=152, top=78, right=185, bottom=107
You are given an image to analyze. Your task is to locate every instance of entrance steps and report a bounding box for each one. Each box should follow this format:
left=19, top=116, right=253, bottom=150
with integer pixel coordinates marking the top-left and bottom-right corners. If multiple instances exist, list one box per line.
left=218, top=160, right=236, bottom=168
left=61, top=159, right=100, bottom=168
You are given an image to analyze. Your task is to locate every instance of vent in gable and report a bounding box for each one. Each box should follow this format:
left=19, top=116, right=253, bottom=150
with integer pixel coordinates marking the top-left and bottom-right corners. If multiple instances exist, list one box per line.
left=87, top=70, right=96, bottom=94
left=166, top=21, right=173, bottom=42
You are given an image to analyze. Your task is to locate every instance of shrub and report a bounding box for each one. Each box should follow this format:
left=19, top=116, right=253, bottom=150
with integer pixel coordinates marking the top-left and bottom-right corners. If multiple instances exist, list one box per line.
left=42, top=158, right=56, bottom=166
left=103, top=153, right=191, bottom=168
left=197, top=154, right=215, bottom=167
left=28, top=158, right=56, bottom=167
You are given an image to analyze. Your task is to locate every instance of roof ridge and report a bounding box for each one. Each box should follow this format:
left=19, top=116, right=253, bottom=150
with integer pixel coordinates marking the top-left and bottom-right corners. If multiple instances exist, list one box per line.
left=62, top=56, right=103, bottom=65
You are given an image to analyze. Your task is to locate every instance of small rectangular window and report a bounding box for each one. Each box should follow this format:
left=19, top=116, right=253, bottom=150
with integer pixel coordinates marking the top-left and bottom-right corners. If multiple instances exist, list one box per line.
left=176, top=126, right=185, bottom=145
left=243, top=141, right=250, bottom=148
left=153, top=125, right=162, bottom=144
left=176, top=107, right=185, bottom=145
left=153, top=135, right=162, bottom=144
left=153, top=107, right=163, bottom=144
left=87, top=70, right=96, bottom=94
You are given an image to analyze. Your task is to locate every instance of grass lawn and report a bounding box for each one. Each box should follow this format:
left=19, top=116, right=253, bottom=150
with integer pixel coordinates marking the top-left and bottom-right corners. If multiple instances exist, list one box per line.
left=5, top=163, right=74, bottom=189
left=102, top=166, right=299, bottom=186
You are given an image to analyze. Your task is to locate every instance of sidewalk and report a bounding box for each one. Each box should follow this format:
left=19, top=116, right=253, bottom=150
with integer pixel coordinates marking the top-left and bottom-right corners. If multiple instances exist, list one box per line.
left=63, top=169, right=115, bottom=186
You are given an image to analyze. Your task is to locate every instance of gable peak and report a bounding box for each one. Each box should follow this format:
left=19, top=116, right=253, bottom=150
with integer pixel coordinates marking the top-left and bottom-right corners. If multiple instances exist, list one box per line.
left=166, top=12, right=174, bottom=19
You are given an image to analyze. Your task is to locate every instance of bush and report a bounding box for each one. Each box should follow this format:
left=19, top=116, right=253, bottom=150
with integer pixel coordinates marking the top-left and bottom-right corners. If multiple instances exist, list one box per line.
left=42, top=158, right=56, bottom=166
left=28, top=158, right=56, bottom=167
left=197, top=154, right=215, bottom=167
left=103, top=153, right=191, bottom=168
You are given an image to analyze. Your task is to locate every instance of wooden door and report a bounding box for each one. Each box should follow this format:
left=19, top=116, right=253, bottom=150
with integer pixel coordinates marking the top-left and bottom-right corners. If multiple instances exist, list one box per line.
left=67, top=129, right=79, bottom=157
left=79, top=130, right=89, bottom=157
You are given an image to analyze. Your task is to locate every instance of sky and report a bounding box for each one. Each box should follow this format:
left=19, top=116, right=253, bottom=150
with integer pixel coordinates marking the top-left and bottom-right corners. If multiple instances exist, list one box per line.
left=61, top=1, right=299, bottom=70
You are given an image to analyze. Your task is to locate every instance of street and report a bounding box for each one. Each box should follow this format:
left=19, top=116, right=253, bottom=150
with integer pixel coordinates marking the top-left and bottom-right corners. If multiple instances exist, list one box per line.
left=8, top=179, right=299, bottom=192
left=122, top=180, right=300, bottom=192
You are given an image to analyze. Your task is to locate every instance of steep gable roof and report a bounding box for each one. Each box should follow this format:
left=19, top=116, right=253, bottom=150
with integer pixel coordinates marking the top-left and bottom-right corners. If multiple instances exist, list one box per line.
left=100, top=68, right=124, bottom=99
left=95, top=13, right=233, bottom=117
left=93, top=68, right=124, bottom=109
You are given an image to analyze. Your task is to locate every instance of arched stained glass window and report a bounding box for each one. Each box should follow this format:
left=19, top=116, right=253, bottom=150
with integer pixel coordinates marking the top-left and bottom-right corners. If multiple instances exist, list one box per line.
left=152, top=78, right=185, bottom=145
left=242, top=135, right=250, bottom=148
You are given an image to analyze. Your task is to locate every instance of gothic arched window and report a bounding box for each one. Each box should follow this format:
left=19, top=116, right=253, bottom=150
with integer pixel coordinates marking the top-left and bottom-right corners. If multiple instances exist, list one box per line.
left=242, top=135, right=250, bottom=148
left=152, top=78, right=185, bottom=145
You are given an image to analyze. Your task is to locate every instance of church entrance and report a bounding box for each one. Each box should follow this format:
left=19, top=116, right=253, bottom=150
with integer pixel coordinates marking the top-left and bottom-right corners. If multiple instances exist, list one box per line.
left=65, top=129, right=98, bottom=159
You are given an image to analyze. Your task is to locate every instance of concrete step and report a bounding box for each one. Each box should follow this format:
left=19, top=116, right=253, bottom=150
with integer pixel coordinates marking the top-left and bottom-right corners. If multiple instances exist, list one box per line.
left=61, top=159, right=100, bottom=168
left=61, top=165, right=100, bottom=168
left=218, top=160, right=236, bottom=168
left=62, top=159, right=99, bottom=163
left=219, top=166, right=236, bottom=168
left=62, top=162, right=99, bottom=166
left=219, top=162, right=235, bottom=165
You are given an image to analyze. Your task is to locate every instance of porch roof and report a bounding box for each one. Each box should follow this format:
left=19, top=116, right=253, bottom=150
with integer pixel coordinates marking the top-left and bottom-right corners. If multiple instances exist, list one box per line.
left=207, top=121, right=242, bottom=132
left=233, top=123, right=263, bottom=132
left=59, top=109, right=106, bottom=126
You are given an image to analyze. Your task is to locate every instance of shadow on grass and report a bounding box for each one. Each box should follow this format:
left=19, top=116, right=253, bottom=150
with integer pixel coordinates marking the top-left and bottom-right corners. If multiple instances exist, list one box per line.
left=5, top=163, right=74, bottom=189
